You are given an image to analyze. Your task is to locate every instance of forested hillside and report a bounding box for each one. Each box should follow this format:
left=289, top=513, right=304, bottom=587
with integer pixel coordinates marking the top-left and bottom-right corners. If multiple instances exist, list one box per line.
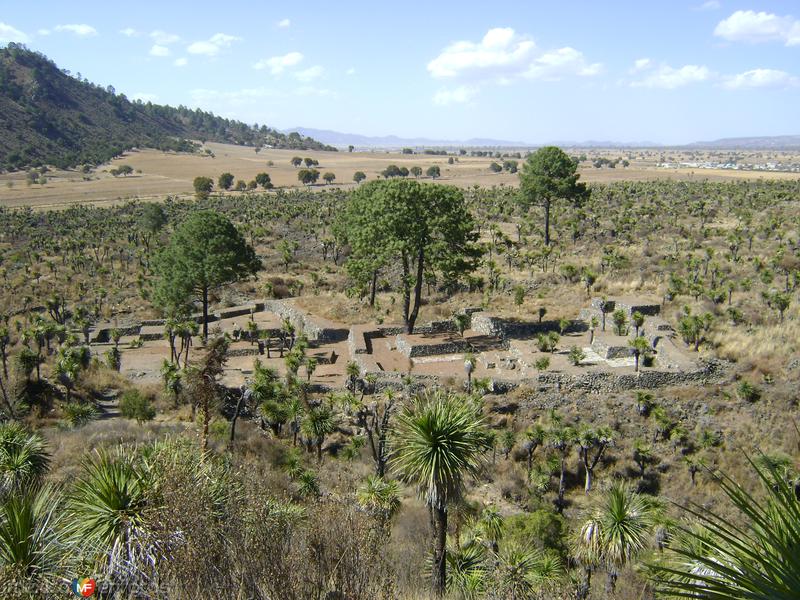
left=0, top=44, right=336, bottom=171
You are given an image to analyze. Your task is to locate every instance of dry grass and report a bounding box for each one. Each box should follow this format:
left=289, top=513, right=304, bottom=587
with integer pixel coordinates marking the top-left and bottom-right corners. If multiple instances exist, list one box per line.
left=2, top=142, right=797, bottom=209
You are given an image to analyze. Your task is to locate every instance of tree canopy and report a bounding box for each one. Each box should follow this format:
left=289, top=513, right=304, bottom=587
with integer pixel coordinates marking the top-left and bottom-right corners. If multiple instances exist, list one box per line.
left=519, top=146, right=587, bottom=246
left=153, top=211, right=260, bottom=338
left=339, top=179, right=480, bottom=333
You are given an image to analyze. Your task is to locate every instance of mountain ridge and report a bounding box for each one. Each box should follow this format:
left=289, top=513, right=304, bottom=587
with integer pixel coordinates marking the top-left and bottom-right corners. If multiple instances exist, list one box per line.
left=0, top=44, right=335, bottom=171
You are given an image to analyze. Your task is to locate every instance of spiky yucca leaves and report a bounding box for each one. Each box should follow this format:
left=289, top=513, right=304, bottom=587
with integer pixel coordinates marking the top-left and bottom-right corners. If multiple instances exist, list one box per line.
left=654, top=457, right=800, bottom=599
left=576, top=482, right=659, bottom=594
left=66, top=449, right=149, bottom=553
left=0, top=484, right=63, bottom=579
left=0, top=423, right=50, bottom=497
left=392, top=390, right=490, bottom=596
left=356, top=475, right=401, bottom=526
left=391, top=391, right=489, bottom=511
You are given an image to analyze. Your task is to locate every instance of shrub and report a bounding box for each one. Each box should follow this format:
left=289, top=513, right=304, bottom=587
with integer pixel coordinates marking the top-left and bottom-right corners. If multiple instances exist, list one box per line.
left=568, top=346, right=585, bottom=366
left=736, top=381, right=761, bottom=403
left=120, top=390, right=156, bottom=424
left=534, top=357, right=550, bottom=371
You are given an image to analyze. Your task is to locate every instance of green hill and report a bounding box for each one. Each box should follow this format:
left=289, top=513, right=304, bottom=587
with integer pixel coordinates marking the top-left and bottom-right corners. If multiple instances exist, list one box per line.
left=0, top=44, right=336, bottom=171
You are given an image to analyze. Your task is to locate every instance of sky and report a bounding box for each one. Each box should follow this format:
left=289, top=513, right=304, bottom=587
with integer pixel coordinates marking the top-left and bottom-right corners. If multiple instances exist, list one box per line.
left=1, top=1, right=799, bottom=144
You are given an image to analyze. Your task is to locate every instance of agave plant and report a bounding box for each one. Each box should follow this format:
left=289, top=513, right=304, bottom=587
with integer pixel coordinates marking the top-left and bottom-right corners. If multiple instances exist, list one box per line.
left=0, top=423, right=50, bottom=497
left=653, top=456, right=800, bottom=598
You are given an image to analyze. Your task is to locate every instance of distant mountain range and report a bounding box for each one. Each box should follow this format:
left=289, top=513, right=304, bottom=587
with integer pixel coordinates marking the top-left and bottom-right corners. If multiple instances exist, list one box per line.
left=287, top=127, right=800, bottom=151
left=686, top=135, right=800, bottom=150
left=284, top=127, right=530, bottom=149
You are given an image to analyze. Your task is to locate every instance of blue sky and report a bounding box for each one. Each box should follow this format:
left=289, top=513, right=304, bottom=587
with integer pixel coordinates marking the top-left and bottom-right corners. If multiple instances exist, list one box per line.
left=1, top=1, right=799, bottom=144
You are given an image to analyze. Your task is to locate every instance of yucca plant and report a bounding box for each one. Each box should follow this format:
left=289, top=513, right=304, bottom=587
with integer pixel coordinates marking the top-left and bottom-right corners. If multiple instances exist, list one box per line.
left=0, top=423, right=50, bottom=497
left=356, top=475, right=401, bottom=527
left=0, top=484, right=63, bottom=579
left=391, top=390, right=490, bottom=597
left=653, top=456, right=800, bottom=598
left=66, top=449, right=149, bottom=552
left=576, top=481, right=658, bottom=594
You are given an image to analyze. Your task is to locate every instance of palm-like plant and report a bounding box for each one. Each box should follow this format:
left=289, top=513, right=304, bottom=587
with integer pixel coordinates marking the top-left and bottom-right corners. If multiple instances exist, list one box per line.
left=492, top=543, right=565, bottom=600
left=391, top=391, right=489, bottom=596
left=577, top=482, right=657, bottom=594
left=66, top=450, right=148, bottom=554
left=301, top=403, right=337, bottom=463
left=654, top=457, right=800, bottom=599
left=356, top=475, right=401, bottom=527
left=0, top=423, right=50, bottom=497
left=0, top=484, right=63, bottom=580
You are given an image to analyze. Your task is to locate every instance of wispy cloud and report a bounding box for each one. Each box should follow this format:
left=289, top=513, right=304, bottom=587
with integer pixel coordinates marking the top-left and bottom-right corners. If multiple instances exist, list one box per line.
left=0, top=22, right=28, bottom=43
left=150, top=30, right=180, bottom=44
left=631, top=64, right=711, bottom=89
left=174, top=57, right=188, bottom=67
left=253, top=51, right=304, bottom=74
left=187, top=33, right=241, bottom=56
left=433, top=85, right=478, bottom=106
left=277, top=18, right=291, bottom=28
left=693, top=1, right=720, bottom=11
left=723, top=68, right=799, bottom=89
left=295, top=65, right=324, bottom=82
left=150, top=44, right=170, bottom=57
left=120, top=27, right=139, bottom=37
left=714, top=10, right=800, bottom=46
left=54, top=24, right=98, bottom=37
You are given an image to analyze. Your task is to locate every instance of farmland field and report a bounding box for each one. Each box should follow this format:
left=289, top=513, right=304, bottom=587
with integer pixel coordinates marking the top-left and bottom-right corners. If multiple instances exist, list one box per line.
left=2, top=141, right=798, bottom=209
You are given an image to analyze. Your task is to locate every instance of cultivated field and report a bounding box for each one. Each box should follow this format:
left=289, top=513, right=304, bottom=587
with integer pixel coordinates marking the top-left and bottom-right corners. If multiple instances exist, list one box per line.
left=2, top=142, right=799, bottom=209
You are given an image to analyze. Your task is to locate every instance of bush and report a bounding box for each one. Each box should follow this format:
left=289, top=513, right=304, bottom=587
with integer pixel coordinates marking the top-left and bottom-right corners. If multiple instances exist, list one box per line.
left=568, top=346, right=585, bottom=366
left=736, top=380, right=761, bottom=403
left=120, top=389, right=156, bottom=423
left=534, top=357, right=550, bottom=370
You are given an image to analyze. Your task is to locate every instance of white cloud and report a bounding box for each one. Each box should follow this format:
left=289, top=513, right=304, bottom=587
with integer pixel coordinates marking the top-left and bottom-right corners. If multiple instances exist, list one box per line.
left=54, top=24, right=98, bottom=37
left=174, top=57, right=188, bottom=67
left=631, top=64, right=711, bottom=89
left=187, top=33, right=241, bottom=56
left=132, top=92, right=158, bottom=103
left=714, top=10, right=800, bottom=46
left=630, top=58, right=653, bottom=73
left=120, top=27, right=139, bottom=37
left=524, top=47, right=602, bottom=80
left=253, top=51, right=304, bottom=74
left=428, top=27, right=600, bottom=88
left=428, top=27, right=536, bottom=79
left=295, top=65, right=324, bottom=82
left=37, top=28, right=51, bottom=36
left=723, top=68, right=799, bottom=89
left=433, top=85, right=478, bottom=106
left=149, top=44, right=170, bottom=57
left=278, top=18, right=291, bottom=28
left=0, top=22, right=29, bottom=43
left=346, top=67, right=356, bottom=75
left=694, top=1, right=720, bottom=11
left=150, top=30, right=180, bottom=44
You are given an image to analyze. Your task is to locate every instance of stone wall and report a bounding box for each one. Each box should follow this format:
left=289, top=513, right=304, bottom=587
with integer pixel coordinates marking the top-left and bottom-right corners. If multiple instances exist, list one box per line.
left=471, top=312, right=581, bottom=339
left=264, top=300, right=349, bottom=343
left=395, top=334, right=471, bottom=358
